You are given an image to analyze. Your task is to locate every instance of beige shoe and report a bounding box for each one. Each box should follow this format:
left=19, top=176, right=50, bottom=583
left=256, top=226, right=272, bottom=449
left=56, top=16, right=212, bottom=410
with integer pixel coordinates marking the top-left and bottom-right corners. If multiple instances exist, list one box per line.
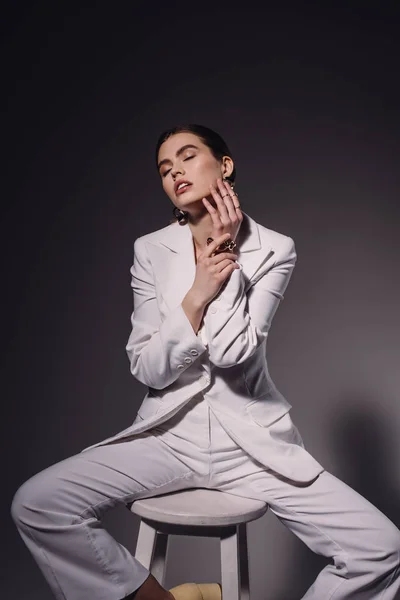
left=169, top=582, right=222, bottom=600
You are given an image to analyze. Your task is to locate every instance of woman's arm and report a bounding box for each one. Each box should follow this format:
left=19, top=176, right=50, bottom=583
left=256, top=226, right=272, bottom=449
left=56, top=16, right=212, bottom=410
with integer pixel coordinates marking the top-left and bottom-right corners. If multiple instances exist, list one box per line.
left=204, top=235, right=297, bottom=367
left=125, top=237, right=207, bottom=389
left=181, top=289, right=207, bottom=334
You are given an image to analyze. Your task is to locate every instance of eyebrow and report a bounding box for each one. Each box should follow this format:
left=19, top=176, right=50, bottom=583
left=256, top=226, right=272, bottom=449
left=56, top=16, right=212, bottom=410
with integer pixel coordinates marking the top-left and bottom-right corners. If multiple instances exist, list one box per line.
left=157, top=144, right=199, bottom=170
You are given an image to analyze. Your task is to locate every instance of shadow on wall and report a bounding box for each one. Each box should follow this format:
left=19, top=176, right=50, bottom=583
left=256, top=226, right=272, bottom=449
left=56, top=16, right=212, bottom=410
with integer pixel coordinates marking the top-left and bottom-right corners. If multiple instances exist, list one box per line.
left=328, top=393, right=400, bottom=528
left=286, top=391, right=400, bottom=599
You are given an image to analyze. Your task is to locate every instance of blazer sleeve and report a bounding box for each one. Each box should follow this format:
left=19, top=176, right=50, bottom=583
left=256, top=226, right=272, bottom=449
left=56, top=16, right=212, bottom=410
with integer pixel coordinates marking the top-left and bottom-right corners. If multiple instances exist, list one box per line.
left=204, top=235, right=297, bottom=368
left=125, top=237, right=207, bottom=389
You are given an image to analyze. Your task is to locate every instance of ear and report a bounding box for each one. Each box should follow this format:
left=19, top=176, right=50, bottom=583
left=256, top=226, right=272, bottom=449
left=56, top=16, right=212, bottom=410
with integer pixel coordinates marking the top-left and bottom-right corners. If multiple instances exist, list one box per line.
left=221, top=155, right=234, bottom=179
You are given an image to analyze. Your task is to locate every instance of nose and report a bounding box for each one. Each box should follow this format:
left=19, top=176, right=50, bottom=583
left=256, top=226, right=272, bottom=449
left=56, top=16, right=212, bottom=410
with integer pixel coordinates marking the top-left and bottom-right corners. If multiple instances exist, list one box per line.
left=171, top=163, right=184, bottom=178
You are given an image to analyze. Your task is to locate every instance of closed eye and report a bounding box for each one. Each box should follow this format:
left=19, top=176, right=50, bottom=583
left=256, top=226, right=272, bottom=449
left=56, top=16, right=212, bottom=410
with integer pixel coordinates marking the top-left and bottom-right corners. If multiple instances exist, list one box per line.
left=161, top=155, right=195, bottom=177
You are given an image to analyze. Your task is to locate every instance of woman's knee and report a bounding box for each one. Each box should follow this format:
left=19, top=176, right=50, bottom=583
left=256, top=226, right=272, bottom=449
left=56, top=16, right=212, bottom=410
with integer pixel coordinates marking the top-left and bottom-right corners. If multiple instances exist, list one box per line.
left=380, top=521, right=400, bottom=572
left=11, top=463, right=67, bottom=529
left=12, top=472, right=45, bottom=528
left=356, top=518, right=400, bottom=578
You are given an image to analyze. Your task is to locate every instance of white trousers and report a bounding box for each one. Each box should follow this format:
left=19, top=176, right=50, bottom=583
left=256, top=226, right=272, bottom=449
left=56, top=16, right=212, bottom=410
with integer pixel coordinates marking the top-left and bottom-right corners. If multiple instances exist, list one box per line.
left=12, top=394, right=400, bottom=599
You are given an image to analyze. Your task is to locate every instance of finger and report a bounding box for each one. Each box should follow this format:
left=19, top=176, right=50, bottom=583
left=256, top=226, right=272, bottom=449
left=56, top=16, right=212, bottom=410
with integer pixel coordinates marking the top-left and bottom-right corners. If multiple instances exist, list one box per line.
left=202, top=197, right=224, bottom=232
left=218, top=261, right=241, bottom=279
left=216, top=178, right=236, bottom=220
left=210, top=180, right=230, bottom=224
left=220, top=180, right=239, bottom=221
left=203, top=233, right=231, bottom=257
left=211, top=252, right=238, bottom=264
left=222, top=180, right=241, bottom=211
left=212, top=258, right=235, bottom=273
left=222, top=182, right=243, bottom=229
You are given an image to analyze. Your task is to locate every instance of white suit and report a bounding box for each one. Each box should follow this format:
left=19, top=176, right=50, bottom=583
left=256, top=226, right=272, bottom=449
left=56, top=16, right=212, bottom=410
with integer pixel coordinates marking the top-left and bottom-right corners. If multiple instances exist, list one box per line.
left=84, top=212, right=322, bottom=482
left=12, top=213, right=400, bottom=600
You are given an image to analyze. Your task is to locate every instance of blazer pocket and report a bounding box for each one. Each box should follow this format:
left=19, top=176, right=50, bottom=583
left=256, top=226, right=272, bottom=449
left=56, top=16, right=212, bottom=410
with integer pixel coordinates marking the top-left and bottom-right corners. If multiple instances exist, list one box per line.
left=246, top=395, right=291, bottom=427
left=136, top=395, right=163, bottom=421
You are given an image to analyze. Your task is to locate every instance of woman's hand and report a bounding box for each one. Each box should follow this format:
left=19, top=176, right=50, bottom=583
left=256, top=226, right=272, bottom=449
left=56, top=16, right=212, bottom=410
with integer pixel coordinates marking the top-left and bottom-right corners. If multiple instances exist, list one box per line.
left=202, top=177, right=243, bottom=244
left=190, top=233, right=240, bottom=306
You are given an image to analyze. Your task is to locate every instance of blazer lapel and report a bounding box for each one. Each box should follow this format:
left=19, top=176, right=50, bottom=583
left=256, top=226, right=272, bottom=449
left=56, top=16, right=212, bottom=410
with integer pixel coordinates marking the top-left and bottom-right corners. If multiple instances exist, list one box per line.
left=234, top=211, right=273, bottom=286
left=145, top=212, right=274, bottom=311
left=146, top=223, right=197, bottom=311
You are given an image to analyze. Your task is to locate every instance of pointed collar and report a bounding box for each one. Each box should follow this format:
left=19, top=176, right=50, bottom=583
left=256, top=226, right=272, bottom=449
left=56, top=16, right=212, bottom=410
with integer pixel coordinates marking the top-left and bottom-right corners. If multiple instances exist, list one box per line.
left=152, top=211, right=261, bottom=254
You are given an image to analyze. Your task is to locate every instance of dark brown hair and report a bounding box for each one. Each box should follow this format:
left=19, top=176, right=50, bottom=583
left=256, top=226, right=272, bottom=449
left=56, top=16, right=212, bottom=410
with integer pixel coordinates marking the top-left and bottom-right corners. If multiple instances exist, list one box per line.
left=155, top=123, right=236, bottom=185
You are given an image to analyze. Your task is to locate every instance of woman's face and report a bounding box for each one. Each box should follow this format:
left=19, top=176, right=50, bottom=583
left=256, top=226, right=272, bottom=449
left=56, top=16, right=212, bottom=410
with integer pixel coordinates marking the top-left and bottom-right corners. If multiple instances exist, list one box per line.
left=157, top=132, right=233, bottom=213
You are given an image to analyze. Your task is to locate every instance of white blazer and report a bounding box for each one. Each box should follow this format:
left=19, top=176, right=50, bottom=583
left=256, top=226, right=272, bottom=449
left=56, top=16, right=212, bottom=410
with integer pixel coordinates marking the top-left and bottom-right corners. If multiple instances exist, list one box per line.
left=83, top=212, right=323, bottom=483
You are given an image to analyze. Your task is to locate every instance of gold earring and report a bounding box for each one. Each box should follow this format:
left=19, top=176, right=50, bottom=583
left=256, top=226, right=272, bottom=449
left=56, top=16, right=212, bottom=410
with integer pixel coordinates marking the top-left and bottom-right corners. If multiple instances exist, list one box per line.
left=223, top=177, right=234, bottom=189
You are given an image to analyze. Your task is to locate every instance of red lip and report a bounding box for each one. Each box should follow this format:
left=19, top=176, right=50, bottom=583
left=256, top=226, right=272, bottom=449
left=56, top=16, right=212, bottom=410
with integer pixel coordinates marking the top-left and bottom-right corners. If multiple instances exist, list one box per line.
left=174, top=179, right=192, bottom=194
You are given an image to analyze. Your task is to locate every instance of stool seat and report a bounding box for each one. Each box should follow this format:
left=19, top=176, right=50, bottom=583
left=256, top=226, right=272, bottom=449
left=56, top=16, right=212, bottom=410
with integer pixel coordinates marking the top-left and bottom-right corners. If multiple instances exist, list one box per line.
left=130, top=488, right=267, bottom=526
left=129, top=488, right=268, bottom=598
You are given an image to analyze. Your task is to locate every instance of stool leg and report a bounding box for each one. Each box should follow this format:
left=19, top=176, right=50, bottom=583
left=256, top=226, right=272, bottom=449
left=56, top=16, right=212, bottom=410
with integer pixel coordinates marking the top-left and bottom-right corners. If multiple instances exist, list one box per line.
left=220, top=524, right=250, bottom=600
left=134, top=520, right=168, bottom=585
left=238, top=524, right=250, bottom=600
left=150, top=531, right=169, bottom=585
left=220, top=526, right=240, bottom=600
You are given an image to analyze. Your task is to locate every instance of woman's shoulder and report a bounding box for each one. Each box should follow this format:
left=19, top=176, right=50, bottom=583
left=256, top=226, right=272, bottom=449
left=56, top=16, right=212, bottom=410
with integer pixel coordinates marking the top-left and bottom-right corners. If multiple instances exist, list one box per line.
left=133, top=221, right=178, bottom=250
left=242, top=212, right=295, bottom=256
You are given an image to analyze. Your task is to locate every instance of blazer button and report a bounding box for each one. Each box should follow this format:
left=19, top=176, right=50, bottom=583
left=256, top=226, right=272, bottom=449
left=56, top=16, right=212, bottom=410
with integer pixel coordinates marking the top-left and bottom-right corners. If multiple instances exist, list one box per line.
left=184, top=357, right=192, bottom=364
left=190, top=349, right=199, bottom=356
left=177, top=364, right=184, bottom=370
left=210, top=307, right=217, bottom=314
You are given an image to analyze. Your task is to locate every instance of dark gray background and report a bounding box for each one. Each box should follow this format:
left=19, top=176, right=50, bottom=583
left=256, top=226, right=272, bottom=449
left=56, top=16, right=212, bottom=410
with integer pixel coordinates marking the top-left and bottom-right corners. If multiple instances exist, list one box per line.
left=2, top=3, right=400, bottom=599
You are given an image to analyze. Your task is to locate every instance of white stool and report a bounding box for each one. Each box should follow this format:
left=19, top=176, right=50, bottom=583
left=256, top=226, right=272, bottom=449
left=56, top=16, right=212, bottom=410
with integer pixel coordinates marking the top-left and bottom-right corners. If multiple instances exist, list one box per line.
left=129, top=488, right=268, bottom=600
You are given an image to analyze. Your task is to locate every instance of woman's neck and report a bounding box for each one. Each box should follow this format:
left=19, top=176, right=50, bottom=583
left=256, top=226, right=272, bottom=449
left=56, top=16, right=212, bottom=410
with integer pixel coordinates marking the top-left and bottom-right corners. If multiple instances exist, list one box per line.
left=187, top=210, right=213, bottom=254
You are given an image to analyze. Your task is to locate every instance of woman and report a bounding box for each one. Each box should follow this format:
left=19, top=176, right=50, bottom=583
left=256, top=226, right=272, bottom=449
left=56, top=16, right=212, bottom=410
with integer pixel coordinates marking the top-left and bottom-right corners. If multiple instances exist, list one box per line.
left=12, top=124, right=400, bottom=599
